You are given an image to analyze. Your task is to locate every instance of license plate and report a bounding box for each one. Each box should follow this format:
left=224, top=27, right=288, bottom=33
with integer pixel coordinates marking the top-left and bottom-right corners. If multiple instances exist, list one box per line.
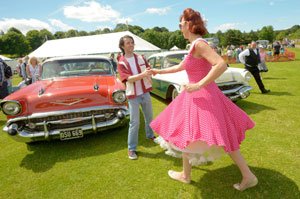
left=60, top=128, right=83, bottom=140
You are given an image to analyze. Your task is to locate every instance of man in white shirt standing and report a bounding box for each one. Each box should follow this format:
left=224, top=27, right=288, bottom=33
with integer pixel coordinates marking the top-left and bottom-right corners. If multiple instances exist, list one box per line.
left=117, top=35, right=156, bottom=160
left=239, top=41, right=270, bottom=94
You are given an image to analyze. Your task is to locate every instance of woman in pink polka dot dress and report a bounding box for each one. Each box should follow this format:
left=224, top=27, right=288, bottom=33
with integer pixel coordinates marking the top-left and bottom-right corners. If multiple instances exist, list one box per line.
left=150, top=8, right=258, bottom=191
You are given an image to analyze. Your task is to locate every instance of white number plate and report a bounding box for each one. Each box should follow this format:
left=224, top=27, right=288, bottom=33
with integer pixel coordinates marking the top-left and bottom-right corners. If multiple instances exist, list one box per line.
left=60, top=128, right=83, bottom=140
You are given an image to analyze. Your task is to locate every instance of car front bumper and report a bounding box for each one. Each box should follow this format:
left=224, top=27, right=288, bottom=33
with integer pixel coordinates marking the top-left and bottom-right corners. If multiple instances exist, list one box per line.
left=2, top=105, right=129, bottom=143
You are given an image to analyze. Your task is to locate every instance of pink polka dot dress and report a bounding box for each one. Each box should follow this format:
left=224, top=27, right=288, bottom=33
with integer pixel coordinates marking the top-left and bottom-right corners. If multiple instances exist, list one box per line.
left=150, top=38, right=255, bottom=165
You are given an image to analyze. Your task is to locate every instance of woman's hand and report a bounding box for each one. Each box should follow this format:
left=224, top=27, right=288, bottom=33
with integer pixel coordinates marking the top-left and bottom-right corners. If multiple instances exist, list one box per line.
left=150, top=68, right=160, bottom=76
left=184, top=83, right=201, bottom=93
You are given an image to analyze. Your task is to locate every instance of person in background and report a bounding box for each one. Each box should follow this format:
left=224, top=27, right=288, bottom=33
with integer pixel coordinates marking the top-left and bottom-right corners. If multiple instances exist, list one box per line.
left=151, top=8, right=258, bottom=191
left=239, top=41, right=270, bottom=94
left=21, top=56, right=29, bottom=80
left=117, top=52, right=121, bottom=62
left=273, top=41, right=281, bottom=59
left=0, top=58, right=9, bottom=99
left=257, top=45, right=268, bottom=80
left=26, top=56, right=42, bottom=83
left=16, top=58, right=23, bottom=78
left=117, top=35, right=156, bottom=160
left=235, top=46, right=242, bottom=63
left=280, top=46, right=285, bottom=55
left=109, top=53, right=118, bottom=73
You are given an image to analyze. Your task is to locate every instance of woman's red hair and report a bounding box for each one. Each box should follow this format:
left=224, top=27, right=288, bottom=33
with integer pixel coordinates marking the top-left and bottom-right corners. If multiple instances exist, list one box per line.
left=180, top=8, right=207, bottom=36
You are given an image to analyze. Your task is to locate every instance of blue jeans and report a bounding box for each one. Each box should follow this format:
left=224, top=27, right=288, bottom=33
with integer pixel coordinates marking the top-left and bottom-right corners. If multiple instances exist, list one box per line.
left=128, top=92, right=154, bottom=151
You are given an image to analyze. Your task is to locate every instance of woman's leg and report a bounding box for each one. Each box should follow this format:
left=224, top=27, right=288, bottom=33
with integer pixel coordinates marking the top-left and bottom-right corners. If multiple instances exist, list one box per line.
left=229, top=150, right=257, bottom=186
left=168, top=152, right=192, bottom=183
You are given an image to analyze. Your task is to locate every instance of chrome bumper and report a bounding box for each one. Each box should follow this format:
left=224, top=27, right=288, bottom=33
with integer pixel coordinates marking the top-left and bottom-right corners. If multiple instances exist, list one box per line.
left=226, top=86, right=252, bottom=101
left=2, top=106, right=129, bottom=143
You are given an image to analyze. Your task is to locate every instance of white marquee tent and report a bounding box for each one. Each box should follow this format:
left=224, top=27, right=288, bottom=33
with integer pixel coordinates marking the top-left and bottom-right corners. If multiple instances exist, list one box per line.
left=29, top=31, right=161, bottom=58
left=0, top=55, right=12, bottom=61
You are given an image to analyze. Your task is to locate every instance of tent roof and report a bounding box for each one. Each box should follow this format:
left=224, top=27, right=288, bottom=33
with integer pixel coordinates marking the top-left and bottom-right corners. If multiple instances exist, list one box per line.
left=0, top=55, right=12, bottom=61
left=170, top=46, right=180, bottom=50
left=29, top=31, right=161, bottom=58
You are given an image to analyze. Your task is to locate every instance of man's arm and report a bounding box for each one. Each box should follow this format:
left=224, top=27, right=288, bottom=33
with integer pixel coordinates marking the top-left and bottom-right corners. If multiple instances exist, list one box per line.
left=238, top=49, right=250, bottom=65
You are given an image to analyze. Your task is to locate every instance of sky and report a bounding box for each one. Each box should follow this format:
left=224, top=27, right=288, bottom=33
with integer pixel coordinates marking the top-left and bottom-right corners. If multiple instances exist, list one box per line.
left=0, top=0, right=299, bottom=35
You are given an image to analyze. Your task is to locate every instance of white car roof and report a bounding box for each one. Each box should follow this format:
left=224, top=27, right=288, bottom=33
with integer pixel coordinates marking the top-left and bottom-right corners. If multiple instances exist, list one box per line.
left=44, top=55, right=110, bottom=63
left=148, top=50, right=188, bottom=59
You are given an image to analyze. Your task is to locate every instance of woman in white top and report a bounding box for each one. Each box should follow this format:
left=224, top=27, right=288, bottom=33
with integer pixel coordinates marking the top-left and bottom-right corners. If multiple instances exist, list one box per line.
left=26, top=56, right=42, bottom=83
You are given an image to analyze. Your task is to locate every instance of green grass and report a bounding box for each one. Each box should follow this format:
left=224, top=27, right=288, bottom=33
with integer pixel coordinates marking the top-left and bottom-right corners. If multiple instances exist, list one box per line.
left=1, top=49, right=300, bottom=199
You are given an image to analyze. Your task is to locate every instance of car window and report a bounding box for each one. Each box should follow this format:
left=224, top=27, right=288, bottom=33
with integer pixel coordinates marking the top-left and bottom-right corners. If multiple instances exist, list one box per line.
left=163, top=53, right=187, bottom=68
left=148, top=57, right=155, bottom=68
left=154, top=57, right=162, bottom=69
left=41, top=59, right=113, bottom=79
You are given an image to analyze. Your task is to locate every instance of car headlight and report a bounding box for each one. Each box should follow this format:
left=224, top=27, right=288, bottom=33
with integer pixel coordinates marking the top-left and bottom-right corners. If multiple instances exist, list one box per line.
left=244, top=71, right=252, bottom=81
left=112, top=90, right=127, bottom=104
left=1, top=101, right=22, bottom=116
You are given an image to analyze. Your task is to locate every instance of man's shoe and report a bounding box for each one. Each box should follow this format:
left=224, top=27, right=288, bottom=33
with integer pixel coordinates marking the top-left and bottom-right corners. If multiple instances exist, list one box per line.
left=128, top=151, right=138, bottom=160
left=262, top=89, right=270, bottom=94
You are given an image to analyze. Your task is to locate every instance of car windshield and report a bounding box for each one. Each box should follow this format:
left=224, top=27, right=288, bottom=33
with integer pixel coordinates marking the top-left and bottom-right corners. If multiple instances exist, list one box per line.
left=164, top=53, right=187, bottom=68
left=41, top=59, right=113, bottom=79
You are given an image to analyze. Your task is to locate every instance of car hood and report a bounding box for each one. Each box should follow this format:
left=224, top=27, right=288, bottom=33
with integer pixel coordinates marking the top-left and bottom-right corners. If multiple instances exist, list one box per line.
left=152, top=67, right=248, bottom=85
left=7, top=76, right=116, bottom=115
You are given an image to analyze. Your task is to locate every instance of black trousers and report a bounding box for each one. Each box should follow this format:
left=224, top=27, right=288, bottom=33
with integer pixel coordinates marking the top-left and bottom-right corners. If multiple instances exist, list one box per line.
left=0, top=81, right=9, bottom=99
left=245, top=66, right=266, bottom=92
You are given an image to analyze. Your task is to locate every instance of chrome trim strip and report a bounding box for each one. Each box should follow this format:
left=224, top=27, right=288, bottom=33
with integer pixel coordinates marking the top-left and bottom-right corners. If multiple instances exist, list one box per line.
left=4, top=116, right=128, bottom=143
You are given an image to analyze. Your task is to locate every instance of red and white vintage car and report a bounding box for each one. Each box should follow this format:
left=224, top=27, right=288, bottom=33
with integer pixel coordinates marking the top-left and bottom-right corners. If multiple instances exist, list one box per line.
left=1, top=56, right=129, bottom=143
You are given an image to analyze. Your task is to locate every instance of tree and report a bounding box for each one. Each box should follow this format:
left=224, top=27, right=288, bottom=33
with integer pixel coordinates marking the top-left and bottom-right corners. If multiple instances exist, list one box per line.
left=102, top=28, right=111, bottom=34
left=2, top=31, right=30, bottom=56
left=89, top=30, right=101, bottom=35
left=168, top=30, right=187, bottom=49
left=114, top=24, right=128, bottom=32
left=289, top=29, right=300, bottom=40
left=258, top=26, right=274, bottom=42
left=129, top=25, right=144, bottom=35
left=152, top=26, right=169, bottom=32
left=26, top=30, right=43, bottom=51
left=7, top=27, right=23, bottom=35
left=276, top=31, right=288, bottom=41
left=222, top=29, right=243, bottom=46
left=40, top=29, right=55, bottom=41
left=54, top=31, right=66, bottom=39
left=66, top=29, right=78, bottom=38
left=78, top=31, right=89, bottom=36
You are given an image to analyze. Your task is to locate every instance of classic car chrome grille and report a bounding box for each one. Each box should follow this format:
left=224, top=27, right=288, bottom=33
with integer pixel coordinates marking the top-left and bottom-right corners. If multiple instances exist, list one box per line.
left=4, top=106, right=128, bottom=134
left=24, top=109, right=118, bottom=132
left=28, top=109, right=116, bottom=124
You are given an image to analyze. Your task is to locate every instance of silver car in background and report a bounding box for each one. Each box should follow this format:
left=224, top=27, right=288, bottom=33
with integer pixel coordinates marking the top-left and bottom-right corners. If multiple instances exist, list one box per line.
left=147, top=51, right=252, bottom=101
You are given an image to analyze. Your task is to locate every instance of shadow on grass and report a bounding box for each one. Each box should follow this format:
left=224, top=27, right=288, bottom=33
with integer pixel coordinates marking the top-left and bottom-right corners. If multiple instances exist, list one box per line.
left=20, top=125, right=130, bottom=173
left=235, top=100, right=276, bottom=115
left=263, top=77, right=287, bottom=80
left=19, top=110, right=160, bottom=173
left=150, top=93, right=169, bottom=105
left=191, top=165, right=300, bottom=199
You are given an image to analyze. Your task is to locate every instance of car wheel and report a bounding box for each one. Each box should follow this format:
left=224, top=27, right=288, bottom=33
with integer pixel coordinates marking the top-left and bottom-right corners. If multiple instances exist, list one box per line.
left=171, top=87, right=179, bottom=101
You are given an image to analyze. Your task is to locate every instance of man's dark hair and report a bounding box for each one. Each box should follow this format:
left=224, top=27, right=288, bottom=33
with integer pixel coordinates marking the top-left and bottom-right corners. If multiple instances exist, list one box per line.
left=119, top=35, right=134, bottom=55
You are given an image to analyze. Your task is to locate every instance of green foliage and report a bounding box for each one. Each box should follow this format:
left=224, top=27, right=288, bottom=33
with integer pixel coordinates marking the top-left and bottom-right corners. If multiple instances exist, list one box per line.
left=258, top=26, right=274, bottom=42
left=66, top=29, right=78, bottom=38
left=276, top=31, right=288, bottom=41
left=289, top=29, right=300, bottom=40
left=40, top=29, right=55, bottom=41
left=26, top=30, right=43, bottom=50
left=54, top=31, right=66, bottom=39
left=7, top=27, right=23, bottom=35
left=78, top=31, right=89, bottom=36
left=221, top=29, right=244, bottom=46
left=2, top=31, right=30, bottom=56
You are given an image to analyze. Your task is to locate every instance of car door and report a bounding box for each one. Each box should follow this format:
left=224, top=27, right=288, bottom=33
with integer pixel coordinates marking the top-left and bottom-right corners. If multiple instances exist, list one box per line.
left=148, top=56, right=165, bottom=98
